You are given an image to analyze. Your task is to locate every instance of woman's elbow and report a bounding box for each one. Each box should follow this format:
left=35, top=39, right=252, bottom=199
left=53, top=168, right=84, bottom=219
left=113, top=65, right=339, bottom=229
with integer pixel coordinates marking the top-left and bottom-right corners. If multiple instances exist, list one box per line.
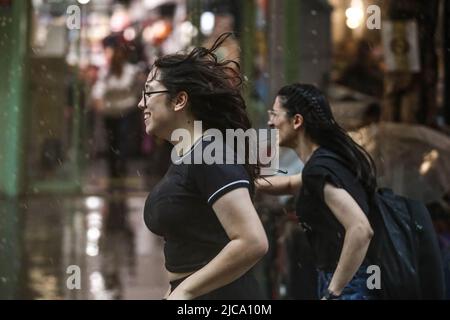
left=351, top=222, right=374, bottom=243
left=362, top=225, right=374, bottom=243
left=367, top=226, right=374, bottom=240
left=363, top=222, right=374, bottom=240
left=258, top=236, right=269, bottom=257
left=248, top=235, right=269, bottom=260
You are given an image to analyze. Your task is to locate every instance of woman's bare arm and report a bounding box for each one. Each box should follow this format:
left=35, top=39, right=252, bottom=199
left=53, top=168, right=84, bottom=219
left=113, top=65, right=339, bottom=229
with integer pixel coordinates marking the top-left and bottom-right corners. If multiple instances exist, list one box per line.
left=323, top=183, right=374, bottom=297
left=167, top=188, right=268, bottom=299
left=255, top=173, right=302, bottom=196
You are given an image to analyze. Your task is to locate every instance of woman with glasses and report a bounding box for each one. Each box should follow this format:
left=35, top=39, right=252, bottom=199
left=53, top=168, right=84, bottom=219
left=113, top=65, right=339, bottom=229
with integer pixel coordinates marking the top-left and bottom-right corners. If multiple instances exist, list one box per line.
left=257, top=83, right=377, bottom=300
left=137, top=33, right=268, bottom=300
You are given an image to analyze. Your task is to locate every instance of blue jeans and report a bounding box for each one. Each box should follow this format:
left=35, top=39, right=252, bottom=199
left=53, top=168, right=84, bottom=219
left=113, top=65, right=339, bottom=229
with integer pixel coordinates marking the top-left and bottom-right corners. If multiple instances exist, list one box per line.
left=318, top=266, right=376, bottom=300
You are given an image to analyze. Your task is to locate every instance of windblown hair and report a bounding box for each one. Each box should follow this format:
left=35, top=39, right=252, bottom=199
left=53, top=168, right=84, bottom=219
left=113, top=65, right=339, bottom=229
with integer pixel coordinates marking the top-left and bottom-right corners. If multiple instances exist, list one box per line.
left=149, top=32, right=258, bottom=185
left=278, top=83, right=377, bottom=196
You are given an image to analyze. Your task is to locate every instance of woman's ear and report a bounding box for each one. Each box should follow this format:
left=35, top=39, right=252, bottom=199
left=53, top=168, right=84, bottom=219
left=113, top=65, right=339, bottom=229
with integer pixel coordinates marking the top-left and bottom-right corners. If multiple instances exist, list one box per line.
left=173, top=91, right=189, bottom=112
left=293, top=114, right=304, bottom=130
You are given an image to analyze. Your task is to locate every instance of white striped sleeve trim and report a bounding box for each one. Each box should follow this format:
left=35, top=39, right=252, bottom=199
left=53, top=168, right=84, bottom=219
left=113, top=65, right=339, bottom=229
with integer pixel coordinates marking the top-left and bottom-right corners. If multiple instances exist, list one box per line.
left=207, top=180, right=250, bottom=204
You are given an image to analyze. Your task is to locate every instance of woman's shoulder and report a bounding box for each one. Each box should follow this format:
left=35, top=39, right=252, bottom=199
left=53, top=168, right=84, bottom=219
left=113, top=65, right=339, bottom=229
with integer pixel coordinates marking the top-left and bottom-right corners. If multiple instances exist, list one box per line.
left=301, top=147, right=352, bottom=191
left=304, top=147, right=343, bottom=173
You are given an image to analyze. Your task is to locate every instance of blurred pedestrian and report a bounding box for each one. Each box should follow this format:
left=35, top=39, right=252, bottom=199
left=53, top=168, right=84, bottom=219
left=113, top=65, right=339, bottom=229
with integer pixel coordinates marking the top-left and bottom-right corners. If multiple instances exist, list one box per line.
left=92, top=35, right=140, bottom=189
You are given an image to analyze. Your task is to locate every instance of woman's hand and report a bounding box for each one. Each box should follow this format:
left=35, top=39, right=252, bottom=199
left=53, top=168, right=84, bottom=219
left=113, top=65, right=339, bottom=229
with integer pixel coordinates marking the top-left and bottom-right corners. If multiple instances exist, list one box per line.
left=162, top=286, right=171, bottom=300
left=166, top=288, right=193, bottom=300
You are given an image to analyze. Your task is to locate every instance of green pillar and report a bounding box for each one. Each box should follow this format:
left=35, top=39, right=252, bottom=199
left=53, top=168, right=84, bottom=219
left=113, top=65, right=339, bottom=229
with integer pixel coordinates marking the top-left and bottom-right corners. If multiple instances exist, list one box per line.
left=283, top=0, right=300, bottom=84
left=0, top=1, right=29, bottom=197
left=0, top=200, right=23, bottom=299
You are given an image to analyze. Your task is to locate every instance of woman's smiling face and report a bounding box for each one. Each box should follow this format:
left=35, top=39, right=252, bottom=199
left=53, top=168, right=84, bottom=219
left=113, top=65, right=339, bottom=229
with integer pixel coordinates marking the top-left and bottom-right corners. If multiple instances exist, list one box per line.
left=137, top=68, right=173, bottom=139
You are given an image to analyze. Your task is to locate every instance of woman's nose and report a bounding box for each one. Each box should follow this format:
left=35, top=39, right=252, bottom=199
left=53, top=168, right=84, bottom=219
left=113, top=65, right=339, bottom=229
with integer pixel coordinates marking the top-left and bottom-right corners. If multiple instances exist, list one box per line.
left=137, top=96, right=145, bottom=110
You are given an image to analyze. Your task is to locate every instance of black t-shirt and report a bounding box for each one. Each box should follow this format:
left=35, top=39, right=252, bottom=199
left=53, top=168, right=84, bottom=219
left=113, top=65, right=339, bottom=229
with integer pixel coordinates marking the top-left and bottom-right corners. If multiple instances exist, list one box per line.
left=296, top=147, right=370, bottom=272
left=143, top=135, right=252, bottom=273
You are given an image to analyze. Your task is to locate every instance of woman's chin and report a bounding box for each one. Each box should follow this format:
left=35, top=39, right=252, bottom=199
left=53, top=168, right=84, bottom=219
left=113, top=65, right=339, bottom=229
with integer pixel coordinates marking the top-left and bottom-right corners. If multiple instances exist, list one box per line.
left=145, top=121, right=155, bottom=134
left=146, top=127, right=165, bottom=141
left=145, top=126, right=154, bottom=135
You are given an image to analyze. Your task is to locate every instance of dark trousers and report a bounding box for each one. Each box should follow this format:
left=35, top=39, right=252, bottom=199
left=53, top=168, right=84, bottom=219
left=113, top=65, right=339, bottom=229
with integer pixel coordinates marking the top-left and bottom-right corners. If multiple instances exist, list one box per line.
left=318, top=265, right=376, bottom=300
left=104, top=111, right=138, bottom=180
left=170, top=271, right=265, bottom=300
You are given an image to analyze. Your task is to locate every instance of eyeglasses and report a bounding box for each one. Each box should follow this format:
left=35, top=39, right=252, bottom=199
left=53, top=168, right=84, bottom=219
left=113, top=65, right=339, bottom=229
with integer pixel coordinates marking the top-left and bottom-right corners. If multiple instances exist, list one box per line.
left=142, top=90, right=170, bottom=107
left=267, top=109, right=288, bottom=119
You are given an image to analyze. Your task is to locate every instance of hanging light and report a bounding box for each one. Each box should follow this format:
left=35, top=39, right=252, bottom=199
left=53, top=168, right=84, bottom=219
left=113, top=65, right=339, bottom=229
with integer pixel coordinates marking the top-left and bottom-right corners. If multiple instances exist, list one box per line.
left=346, top=0, right=364, bottom=29
left=110, top=7, right=130, bottom=32
left=200, top=11, right=215, bottom=36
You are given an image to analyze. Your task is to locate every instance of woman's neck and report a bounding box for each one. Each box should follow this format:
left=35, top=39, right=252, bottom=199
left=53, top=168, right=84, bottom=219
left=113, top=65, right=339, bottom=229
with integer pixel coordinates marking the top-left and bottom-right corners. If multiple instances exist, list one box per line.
left=294, top=136, right=319, bottom=164
left=172, top=120, right=204, bottom=157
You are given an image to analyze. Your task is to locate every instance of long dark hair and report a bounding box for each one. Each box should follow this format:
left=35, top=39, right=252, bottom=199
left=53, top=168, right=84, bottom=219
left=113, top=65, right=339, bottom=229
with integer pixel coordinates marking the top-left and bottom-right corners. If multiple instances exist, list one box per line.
left=278, top=83, right=377, bottom=195
left=103, top=35, right=127, bottom=77
left=148, top=32, right=258, bottom=185
left=109, top=46, right=127, bottom=77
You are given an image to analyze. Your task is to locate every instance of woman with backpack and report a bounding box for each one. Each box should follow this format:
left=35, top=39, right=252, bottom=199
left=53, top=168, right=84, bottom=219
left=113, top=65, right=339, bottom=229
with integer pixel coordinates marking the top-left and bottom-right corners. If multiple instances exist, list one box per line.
left=257, top=83, right=377, bottom=300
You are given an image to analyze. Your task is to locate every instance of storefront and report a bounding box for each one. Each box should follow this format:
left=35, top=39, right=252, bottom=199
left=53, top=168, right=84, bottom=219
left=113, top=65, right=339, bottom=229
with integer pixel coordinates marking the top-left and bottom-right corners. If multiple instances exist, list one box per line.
left=1, top=0, right=329, bottom=196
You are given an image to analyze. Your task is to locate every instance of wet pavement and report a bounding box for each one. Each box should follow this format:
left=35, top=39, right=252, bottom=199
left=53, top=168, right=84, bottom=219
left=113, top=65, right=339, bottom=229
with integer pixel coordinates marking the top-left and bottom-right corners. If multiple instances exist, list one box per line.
left=0, top=160, right=169, bottom=300
left=0, top=157, right=288, bottom=300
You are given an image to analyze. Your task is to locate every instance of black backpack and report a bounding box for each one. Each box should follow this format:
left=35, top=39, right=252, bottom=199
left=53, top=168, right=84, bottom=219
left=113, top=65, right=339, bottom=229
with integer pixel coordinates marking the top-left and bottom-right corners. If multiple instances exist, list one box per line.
left=369, top=188, right=445, bottom=299
left=315, top=152, right=445, bottom=299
